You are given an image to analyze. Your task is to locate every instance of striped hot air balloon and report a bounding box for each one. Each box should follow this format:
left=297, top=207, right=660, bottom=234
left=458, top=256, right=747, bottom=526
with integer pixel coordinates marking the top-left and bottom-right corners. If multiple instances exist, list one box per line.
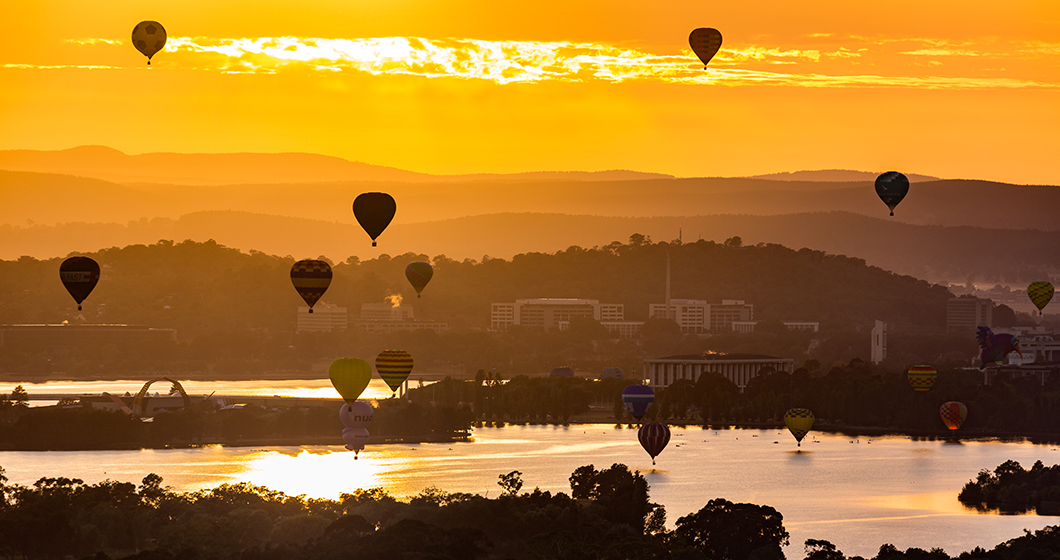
left=783, top=408, right=814, bottom=447
left=689, top=28, right=722, bottom=68
left=1027, top=282, right=1054, bottom=316
left=59, top=256, right=100, bottom=311
left=940, top=401, right=968, bottom=431
left=907, top=365, right=938, bottom=392
left=290, top=259, right=332, bottom=313
left=638, top=422, right=671, bottom=465
left=376, top=350, right=414, bottom=394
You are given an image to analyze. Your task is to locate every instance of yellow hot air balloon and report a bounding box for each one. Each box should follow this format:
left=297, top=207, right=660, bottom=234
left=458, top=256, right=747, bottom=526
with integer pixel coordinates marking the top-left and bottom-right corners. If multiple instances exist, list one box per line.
left=1027, top=282, right=1054, bottom=316
left=906, top=365, right=938, bottom=393
left=784, top=408, right=814, bottom=447
left=329, top=358, right=372, bottom=405
left=376, top=350, right=413, bottom=394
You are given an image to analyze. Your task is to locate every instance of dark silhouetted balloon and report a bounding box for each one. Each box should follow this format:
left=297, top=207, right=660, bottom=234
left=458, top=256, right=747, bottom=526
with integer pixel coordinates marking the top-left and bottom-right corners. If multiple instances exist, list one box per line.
left=59, top=256, right=100, bottom=311
left=405, top=261, right=433, bottom=298
left=875, top=171, right=909, bottom=216
left=783, top=408, right=814, bottom=447
left=906, top=365, right=937, bottom=392
left=290, top=259, right=332, bottom=313
left=353, top=192, right=396, bottom=247
left=132, top=21, right=167, bottom=65
left=638, top=422, right=670, bottom=465
left=939, top=401, right=967, bottom=430
left=1027, top=281, right=1054, bottom=316
left=689, top=28, right=723, bottom=68
left=622, top=384, right=655, bottom=420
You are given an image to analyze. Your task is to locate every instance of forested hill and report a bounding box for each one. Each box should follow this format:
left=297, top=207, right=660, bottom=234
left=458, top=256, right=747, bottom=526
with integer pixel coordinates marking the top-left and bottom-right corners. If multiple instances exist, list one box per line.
left=0, top=237, right=951, bottom=337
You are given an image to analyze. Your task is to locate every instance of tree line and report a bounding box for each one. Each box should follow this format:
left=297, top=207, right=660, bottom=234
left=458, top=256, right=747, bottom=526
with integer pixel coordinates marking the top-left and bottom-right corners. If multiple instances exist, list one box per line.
left=2, top=462, right=1058, bottom=560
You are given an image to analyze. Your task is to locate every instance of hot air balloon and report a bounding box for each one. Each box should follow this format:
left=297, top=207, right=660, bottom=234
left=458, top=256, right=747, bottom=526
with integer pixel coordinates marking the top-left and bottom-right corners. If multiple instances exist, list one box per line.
left=939, top=401, right=967, bottom=431
left=689, top=28, right=723, bottom=68
left=976, top=326, right=1021, bottom=370
left=329, top=358, right=372, bottom=405
left=376, top=350, right=413, bottom=394
left=907, top=365, right=938, bottom=392
left=290, top=259, right=332, bottom=313
left=550, top=367, right=574, bottom=377
left=638, top=422, right=670, bottom=465
left=783, top=408, right=814, bottom=447
left=405, top=262, right=434, bottom=298
left=131, top=21, right=167, bottom=65
left=339, top=401, right=374, bottom=457
left=622, top=385, right=655, bottom=421
left=59, top=256, right=100, bottom=311
left=1027, top=282, right=1054, bottom=316
left=353, top=192, right=396, bottom=247
left=875, top=172, right=909, bottom=216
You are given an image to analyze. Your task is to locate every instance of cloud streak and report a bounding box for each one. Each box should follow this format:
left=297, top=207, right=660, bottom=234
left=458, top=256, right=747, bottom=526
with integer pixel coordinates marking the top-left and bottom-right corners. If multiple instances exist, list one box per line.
left=27, top=35, right=1060, bottom=89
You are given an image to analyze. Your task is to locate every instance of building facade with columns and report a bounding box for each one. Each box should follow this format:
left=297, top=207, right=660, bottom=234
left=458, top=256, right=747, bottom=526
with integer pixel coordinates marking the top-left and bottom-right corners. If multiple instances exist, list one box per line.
left=643, top=352, right=795, bottom=392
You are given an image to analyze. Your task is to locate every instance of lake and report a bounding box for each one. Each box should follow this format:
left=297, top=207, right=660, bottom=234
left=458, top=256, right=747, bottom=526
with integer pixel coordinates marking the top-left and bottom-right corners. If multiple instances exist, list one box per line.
left=2, top=423, right=1058, bottom=558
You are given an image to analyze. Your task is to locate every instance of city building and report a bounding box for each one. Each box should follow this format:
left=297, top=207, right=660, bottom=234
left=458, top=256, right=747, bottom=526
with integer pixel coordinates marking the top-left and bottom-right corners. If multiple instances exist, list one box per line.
left=648, top=299, right=754, bottom=333
left=728, top=321, right=819, bottom=334
left=643, top=352, right=795, bottom=392
left=491, top=298, right=624, bottom=331
left=871, top=320, right=887, bottom=364
left=353, top=302, right=448, bottom=333
left=947, top=297, right=992, bottom=331
left=296, top=303, right=347, bottom=333
left=648, top=299, right=709, bottom=333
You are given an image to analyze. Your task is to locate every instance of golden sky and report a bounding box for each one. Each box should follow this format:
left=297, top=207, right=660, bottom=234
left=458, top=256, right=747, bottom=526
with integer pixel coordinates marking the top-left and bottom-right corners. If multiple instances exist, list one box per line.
left=1, top=0, right=1058, bottom=183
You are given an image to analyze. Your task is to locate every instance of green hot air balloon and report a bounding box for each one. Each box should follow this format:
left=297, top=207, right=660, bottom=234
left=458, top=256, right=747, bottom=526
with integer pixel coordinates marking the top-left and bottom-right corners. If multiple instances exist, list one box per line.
left=353, top=192, right=396, bottom=247
left=329, top=358, right=372, bottom=405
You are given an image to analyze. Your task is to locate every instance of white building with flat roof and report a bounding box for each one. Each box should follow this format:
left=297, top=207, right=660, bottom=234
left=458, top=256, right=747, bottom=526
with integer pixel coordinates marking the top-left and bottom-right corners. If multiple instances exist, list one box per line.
left=643, top=352, right=795, bottom=392
left=491, top=298, right=624, bottom=331
left=871, top=320, right=887, bottom=364
left=296, top=303, right=348, bottom=332
left=649, top=299, right=754, bottom=333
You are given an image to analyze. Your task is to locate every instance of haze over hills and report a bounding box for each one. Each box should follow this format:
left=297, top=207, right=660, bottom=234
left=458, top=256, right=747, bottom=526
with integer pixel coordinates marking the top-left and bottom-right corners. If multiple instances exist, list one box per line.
left=747, top=170, right=940, bottom=182
left=3, top=210, right=1057, bottom=289
left=0, top=146, right=671, bottom=186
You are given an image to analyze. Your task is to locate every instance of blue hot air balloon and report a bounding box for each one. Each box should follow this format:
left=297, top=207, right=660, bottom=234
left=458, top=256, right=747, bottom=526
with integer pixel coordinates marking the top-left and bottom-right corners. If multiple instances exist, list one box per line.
left=622, top=385, right=655, bottom=421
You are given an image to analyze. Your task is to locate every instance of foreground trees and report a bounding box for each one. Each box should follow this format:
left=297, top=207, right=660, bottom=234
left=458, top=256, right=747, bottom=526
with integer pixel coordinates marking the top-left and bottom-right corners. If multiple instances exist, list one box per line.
left=0, top=463, right=1059, bottom=560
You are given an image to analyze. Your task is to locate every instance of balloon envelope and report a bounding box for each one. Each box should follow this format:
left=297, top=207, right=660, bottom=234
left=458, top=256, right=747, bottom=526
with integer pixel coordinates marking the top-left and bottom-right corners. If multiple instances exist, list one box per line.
left=907, top=365, right=938, bottom=392
left=1028, top=282, right=1054, bottom=314
left=638, top=422, right=671, bottom=464
left=339, top=402, right=374, bottom=429
left=689, top=28, right=723, bottom=67
left=329, top=358, right=372, bottom=404
left=622, top=385, right=655, bottom=420
left=131, top=21, right=167, bottom=63
left=940, top=401, right=968, bottom=430
left=353, top=192, right=396, bottom=246
left=59, top=256, right=100, bottom=311
left=875, top=172, right=909, bottom=216
left=376, top=350, right=414, bottom=393
left=342, top=427, right=370, bottom=453
left=405, top=262, right=434, bottom=297
left=290, top=259, right=332, bottom=311
left=783, top=408, right=815, bottom=446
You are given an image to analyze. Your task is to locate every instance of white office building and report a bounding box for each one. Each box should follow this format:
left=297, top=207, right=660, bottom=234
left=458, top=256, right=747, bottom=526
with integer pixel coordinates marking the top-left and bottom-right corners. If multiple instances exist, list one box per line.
left=643, top=352, right=795, bottom=392
left=296, top=303, right=348, bottom=332
left=491, top=298, right=624, bottom=331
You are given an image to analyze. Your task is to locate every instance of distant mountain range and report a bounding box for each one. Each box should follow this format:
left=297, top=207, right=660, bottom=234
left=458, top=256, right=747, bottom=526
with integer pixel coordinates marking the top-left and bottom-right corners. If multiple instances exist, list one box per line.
left=747, top=170, right=940, bottom=182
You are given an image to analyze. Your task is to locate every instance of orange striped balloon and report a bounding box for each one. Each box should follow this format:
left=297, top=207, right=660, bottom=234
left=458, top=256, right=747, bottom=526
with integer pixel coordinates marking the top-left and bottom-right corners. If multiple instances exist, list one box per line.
left=376, top=350, right=414, bottom=393
left=291, top=259, right=332, bottom=312
left=907, top=365, right=937, bottom=392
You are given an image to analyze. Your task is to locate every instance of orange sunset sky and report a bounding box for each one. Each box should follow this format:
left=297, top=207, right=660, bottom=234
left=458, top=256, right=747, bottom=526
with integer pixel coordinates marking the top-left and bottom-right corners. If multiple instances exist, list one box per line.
left=1, top=0, right=1058, bottom=184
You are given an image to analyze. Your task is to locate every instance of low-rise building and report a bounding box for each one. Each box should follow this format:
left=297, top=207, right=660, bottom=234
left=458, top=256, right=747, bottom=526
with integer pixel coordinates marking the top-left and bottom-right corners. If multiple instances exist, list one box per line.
left=643, top=352, right=795, bottom=392
left=491, top=298, right=624, bottom=331
left=947, top=297, right=992, bottom=331
left=296, top=303, right=348, bottom=332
